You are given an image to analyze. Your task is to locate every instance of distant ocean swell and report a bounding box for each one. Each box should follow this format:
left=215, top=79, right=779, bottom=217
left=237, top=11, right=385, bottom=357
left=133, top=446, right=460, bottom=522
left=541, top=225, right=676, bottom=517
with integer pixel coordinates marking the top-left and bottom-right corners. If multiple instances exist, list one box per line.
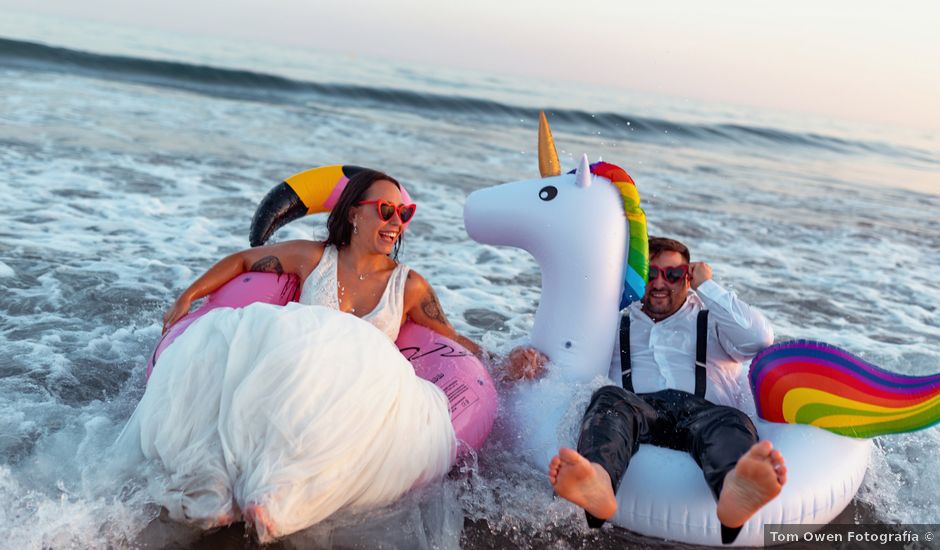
left=0, top=36, right=935, bottom=165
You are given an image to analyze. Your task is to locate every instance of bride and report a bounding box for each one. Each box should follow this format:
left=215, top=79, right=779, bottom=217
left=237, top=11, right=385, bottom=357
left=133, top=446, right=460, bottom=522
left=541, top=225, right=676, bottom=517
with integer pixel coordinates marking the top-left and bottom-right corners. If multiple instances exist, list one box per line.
left=120, top=169, right=481, bottom=542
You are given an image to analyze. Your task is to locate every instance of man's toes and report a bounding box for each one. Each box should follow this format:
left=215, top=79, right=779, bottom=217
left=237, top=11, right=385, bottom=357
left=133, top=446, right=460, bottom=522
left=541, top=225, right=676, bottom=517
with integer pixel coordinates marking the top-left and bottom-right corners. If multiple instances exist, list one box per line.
left=548, top=458, right=561, bottom=483
left=769, top=449, right=786, bottom=482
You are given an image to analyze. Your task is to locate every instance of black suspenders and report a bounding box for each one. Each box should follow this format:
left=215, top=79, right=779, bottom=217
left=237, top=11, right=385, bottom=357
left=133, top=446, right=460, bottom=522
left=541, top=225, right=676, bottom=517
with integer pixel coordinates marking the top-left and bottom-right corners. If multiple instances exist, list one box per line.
left=694, top=310, right=709, bottom=397
left=619, top=315, right=633, bottom=390
left=620, top=309, right=710, bottom=398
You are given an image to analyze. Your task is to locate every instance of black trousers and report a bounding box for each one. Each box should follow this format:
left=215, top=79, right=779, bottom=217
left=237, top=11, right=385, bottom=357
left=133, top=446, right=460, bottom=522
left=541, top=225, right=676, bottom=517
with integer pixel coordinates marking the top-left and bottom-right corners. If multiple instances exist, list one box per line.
left=576, top=386, right=758, bottom=542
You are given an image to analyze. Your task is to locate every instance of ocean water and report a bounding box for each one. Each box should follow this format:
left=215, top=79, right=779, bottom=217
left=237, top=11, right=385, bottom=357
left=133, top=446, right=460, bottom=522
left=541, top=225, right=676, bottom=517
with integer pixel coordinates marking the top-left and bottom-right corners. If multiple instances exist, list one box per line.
left=1, top=11, right=938, bottom=549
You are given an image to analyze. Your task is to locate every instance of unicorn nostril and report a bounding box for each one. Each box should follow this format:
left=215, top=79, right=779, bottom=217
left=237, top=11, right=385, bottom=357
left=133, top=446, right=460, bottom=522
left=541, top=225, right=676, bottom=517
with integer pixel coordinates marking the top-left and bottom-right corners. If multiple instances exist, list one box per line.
left=539, top=186, right=558, bottom=201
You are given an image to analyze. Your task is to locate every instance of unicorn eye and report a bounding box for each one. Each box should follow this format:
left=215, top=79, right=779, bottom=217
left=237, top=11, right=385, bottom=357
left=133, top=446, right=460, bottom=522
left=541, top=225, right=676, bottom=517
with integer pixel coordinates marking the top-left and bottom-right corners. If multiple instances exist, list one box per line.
left=539, top=186, right=558, bottom=201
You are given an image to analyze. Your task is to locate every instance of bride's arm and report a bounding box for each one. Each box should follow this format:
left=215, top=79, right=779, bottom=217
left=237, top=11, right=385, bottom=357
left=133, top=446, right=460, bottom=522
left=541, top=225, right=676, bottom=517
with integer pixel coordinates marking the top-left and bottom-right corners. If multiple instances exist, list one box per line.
left=163, top=240, right=325, bottom=331
left=403, top=271, right=483, bottom=358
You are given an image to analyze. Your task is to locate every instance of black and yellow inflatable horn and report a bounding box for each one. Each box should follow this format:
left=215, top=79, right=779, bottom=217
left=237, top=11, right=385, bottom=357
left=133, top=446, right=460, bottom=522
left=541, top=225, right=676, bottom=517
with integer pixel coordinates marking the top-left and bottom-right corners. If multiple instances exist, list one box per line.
left=249, top=165, right=371, bottom=247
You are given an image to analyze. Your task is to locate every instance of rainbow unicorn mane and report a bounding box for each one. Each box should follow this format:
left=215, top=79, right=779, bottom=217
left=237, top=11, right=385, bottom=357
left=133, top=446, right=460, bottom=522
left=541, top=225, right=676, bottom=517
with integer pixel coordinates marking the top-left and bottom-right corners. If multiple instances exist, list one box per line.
left=750, top=340, right=940, bottom=438
left=568, top=161, right=648, bottom=308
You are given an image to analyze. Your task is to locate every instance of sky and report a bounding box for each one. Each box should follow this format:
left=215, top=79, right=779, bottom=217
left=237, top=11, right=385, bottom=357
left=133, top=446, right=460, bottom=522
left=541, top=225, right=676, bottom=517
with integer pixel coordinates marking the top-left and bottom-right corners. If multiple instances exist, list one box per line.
left=2, top=0, right=938, bottom=133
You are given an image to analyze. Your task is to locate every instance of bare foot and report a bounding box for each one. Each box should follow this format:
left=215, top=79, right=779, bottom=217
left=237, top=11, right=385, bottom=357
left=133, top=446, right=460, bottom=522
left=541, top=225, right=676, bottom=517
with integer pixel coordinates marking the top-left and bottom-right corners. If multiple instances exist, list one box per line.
left=244, top=502, right=278, bottom=543
left=207, top=509, right=236, bottom=529
left=548, top=447, right=617, bottom=520
left=716, top=440, right=787, bottom=528
left=213, top=503, right=242, bottom=529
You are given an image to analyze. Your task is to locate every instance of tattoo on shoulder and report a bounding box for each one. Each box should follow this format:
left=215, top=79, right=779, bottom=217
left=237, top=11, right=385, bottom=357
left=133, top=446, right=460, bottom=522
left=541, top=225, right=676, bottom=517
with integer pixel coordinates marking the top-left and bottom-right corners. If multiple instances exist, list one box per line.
left=250, top=256, right=284, bottom=275
left=421, top=289, right=450, bottom=326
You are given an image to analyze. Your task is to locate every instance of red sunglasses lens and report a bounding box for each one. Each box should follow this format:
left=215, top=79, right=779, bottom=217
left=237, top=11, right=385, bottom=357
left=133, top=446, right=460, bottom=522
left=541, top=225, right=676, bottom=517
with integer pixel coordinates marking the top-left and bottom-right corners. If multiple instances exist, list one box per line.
left=378, top=202, right=396, bottom=221
left=649, top=266, right=686, bottom=284
left=664, top=268, right=686, bottom=283
left=399, top=204, right=416, bottom=223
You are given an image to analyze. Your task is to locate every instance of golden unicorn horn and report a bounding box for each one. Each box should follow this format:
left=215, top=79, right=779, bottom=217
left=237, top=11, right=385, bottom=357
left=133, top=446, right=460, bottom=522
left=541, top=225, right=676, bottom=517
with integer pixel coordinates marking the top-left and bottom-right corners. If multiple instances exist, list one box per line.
left=538, top=111, right=561, bottom=177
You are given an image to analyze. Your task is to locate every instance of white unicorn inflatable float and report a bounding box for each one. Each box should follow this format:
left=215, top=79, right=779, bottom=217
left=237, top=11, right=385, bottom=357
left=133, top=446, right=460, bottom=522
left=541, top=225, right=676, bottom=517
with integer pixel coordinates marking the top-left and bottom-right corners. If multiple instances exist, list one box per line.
left=463, top=113, right=871, bottom=546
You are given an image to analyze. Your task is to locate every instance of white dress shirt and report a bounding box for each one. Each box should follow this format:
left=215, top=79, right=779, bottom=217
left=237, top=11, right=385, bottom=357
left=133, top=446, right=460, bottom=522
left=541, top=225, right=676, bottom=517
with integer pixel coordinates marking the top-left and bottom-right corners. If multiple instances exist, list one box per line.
left=606, top=279, right=774, bottom=407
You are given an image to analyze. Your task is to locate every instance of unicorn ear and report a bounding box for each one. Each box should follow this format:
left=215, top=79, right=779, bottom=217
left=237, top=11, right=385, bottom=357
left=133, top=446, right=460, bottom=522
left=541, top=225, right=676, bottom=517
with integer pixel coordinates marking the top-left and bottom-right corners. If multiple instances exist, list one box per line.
left=575, top=154, right=592, bottom=188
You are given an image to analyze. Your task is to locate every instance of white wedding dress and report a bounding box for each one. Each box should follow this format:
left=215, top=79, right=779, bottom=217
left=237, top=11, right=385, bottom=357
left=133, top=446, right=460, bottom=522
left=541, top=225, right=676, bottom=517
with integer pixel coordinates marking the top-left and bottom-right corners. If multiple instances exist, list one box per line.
left=118, top=247, right=456, bottom=540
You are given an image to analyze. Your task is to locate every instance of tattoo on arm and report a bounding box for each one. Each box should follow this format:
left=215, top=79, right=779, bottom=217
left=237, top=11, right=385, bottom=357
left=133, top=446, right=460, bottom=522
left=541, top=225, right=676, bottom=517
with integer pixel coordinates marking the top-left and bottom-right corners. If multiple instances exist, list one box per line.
left=421, top=288, right=451, bottom=327
left=250, top=256, right=284, bottom=275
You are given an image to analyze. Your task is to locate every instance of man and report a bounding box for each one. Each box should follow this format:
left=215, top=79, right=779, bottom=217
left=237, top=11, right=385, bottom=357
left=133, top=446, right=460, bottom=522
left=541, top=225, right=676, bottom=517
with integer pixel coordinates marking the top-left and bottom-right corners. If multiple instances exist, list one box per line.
left=509, top=237, right=786, bottom=543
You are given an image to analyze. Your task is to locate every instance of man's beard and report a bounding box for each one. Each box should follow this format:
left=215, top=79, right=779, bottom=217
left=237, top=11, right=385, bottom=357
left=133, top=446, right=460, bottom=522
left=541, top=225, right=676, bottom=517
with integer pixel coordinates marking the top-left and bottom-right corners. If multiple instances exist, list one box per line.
left=642, top=288, right=683, bottom=317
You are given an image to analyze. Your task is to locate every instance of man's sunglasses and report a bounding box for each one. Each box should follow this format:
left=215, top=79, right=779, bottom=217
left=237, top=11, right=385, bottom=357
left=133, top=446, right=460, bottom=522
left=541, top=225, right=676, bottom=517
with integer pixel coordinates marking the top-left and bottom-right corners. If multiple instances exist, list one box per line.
left=357, top=200, right=417, bottom=223
left=649, top=264, right=689, bottom=284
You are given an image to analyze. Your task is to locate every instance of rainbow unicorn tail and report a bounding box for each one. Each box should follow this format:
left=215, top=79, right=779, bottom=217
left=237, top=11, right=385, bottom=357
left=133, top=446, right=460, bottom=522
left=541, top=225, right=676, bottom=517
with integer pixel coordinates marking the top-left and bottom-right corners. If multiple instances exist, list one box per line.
left=749, top=340, right=940, bottom=438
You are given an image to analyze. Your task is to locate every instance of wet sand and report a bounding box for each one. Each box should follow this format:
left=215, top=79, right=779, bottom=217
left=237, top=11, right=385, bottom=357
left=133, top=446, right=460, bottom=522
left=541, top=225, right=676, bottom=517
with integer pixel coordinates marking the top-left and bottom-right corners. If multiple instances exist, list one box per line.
left=134, top=499, right=880, bottom=549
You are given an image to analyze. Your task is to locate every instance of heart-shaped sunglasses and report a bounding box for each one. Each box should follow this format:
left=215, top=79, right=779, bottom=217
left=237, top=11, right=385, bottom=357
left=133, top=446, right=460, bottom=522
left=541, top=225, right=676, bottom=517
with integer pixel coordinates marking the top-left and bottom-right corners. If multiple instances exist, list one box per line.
left=357, top=200, right=417, bottom=223
left=648, top=264, right=689, bottom=285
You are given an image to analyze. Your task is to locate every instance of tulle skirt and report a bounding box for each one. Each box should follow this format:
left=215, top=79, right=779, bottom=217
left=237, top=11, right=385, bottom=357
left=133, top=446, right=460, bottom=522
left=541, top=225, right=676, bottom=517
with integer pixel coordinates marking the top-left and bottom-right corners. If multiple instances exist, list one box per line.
left=117, top=302, right=456, bottom=540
